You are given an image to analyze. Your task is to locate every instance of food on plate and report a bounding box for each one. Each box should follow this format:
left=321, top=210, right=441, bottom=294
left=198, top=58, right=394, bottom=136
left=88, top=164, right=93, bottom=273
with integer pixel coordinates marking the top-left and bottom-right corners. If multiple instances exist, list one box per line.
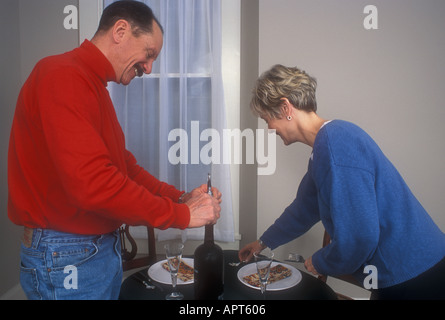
left=162, top=260, right=194, bottom=282
left=243, top=264, right=292, bottom=287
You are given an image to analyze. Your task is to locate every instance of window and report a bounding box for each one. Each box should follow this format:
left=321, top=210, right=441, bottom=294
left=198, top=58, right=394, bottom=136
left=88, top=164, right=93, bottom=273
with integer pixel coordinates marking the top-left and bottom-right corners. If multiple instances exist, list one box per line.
left=102, top=0, right=235, bottom=243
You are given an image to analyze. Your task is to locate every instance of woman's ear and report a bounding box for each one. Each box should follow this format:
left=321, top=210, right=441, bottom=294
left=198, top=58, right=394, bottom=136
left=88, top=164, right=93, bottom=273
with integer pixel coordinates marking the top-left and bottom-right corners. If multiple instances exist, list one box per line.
left=280, top=98, right=292, bottom=118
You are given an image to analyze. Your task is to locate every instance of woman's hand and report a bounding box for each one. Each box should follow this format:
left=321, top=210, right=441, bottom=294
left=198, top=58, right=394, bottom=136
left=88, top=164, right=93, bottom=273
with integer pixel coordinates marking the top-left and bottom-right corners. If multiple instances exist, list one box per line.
left=238, top=240, right=267, bottom=263
left=304, top=256, right=321, bottom=276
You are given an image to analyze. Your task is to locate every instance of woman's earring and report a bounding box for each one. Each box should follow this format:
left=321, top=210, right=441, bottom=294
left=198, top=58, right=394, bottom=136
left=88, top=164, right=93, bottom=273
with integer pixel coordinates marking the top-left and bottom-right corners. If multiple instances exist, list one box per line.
left=287, top=116, right=292, bottom=121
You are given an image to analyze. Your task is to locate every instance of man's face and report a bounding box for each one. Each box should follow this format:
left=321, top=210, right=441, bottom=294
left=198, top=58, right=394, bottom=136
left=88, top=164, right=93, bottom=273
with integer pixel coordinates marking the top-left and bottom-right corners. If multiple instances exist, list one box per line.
left=117, top=22, right=163, bottom=85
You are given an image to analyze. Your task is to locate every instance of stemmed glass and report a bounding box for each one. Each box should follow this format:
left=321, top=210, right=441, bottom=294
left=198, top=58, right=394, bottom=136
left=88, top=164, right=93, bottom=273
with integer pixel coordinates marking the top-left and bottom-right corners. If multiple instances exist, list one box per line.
left=164, top=242, right=184, bottom=300
left=254, top=248, right=274, bottom=299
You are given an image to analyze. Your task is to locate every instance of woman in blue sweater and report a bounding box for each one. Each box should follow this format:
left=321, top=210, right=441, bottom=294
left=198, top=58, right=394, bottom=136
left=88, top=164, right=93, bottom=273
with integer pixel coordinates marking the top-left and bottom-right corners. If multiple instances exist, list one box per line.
left=239, top=64, right=445, bottom=299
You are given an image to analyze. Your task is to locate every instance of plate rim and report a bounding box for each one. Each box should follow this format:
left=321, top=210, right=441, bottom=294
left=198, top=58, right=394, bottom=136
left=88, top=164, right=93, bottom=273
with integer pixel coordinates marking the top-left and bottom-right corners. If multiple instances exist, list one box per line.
left=147, top=257, right=194, bottom=285
left=237, top=261, right=302, bottom=291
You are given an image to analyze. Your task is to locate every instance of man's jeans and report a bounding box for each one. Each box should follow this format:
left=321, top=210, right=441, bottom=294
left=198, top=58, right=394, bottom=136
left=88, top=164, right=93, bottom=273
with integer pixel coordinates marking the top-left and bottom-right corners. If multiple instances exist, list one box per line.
left=20, top=228, right=123, bottom=300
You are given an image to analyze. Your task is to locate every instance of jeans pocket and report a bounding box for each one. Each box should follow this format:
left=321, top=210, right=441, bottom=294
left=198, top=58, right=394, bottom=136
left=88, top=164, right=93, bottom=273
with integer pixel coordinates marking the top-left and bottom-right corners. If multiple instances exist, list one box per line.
left=46, top=235, right=121, bottom=299
left=50, top=241, right=98, bottom=270
left=20, top=265, right=42, bottom=300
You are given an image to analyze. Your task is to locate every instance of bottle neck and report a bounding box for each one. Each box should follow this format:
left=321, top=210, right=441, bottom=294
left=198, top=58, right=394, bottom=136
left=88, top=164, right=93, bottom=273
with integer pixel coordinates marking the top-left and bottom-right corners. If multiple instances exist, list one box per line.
left=205, top=174, right=215, bottom=244
left=204, top=224, right=214, bottom=244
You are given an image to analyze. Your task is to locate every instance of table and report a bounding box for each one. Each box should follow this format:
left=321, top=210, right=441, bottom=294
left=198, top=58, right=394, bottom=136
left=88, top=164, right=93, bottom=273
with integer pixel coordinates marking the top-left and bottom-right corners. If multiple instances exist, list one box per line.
left=119, top=250, right=337, bottom=300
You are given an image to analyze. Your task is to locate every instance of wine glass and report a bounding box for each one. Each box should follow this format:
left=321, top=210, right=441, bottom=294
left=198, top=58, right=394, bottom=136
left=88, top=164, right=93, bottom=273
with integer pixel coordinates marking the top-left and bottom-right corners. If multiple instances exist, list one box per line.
left=164, top=242, right=184, bottom=300
left=254, top=248, right=274, bottom=299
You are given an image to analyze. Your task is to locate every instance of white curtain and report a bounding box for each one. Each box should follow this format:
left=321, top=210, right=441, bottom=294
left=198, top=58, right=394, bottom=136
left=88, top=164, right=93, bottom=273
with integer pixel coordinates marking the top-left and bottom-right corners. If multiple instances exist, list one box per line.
left=104, top=0, right=234, bottom=243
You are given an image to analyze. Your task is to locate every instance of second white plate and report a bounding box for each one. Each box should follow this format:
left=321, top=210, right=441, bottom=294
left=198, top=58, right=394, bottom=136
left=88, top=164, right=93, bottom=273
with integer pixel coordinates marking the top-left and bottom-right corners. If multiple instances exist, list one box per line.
left=237, top=262, right=302, bottom=291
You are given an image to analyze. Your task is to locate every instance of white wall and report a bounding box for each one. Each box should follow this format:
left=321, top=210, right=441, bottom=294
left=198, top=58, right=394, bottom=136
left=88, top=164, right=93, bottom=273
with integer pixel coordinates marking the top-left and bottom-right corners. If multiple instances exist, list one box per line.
left=257, top=0, right=445, bottom=299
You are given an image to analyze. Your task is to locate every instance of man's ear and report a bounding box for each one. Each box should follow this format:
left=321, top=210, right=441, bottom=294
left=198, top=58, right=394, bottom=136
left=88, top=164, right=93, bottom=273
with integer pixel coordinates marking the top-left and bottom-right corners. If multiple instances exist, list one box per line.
left=112, top=19, right=131, bottom=44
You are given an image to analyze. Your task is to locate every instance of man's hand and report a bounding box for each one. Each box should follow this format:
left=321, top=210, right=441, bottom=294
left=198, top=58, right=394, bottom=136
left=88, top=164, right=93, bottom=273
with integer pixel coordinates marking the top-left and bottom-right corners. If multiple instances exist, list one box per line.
left=181, top=184, right=222, bottom=204
left=185, top=185, right=222, bottom=228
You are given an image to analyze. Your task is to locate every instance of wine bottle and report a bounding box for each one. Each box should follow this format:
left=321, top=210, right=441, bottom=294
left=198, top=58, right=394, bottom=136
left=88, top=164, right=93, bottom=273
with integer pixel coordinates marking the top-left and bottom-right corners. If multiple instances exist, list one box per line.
left=194, top=174, right=224, bottom=300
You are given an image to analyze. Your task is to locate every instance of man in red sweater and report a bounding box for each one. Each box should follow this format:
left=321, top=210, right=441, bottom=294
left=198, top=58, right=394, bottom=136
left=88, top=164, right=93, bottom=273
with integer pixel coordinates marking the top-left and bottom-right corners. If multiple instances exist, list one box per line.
left=8, top=1, right=221, bottom=300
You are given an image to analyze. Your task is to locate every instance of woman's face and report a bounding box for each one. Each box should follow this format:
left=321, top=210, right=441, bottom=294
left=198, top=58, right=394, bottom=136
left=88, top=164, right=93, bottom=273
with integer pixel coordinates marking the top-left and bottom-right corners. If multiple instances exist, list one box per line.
left=262, top=114, right=297, bottom=146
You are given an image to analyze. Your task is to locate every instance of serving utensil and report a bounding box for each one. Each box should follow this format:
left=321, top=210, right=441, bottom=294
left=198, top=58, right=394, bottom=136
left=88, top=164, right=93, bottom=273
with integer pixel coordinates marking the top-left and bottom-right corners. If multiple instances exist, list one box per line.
left=228, top=260, right=247, bottom=267
left=133, top=272, right=155, bottom=290
left=285, top=253, right=305, bottom=263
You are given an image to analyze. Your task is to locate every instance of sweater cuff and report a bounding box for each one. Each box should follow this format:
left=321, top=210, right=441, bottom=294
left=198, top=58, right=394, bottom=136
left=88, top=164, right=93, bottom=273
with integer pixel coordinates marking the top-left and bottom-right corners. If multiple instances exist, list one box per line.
left=174, top=203, right=191, bottom=230
left=170, top=189, right=185, bottom=203
left=259, top=232, right=280, bottom=250
left=311, top=250, right=327, bottom=275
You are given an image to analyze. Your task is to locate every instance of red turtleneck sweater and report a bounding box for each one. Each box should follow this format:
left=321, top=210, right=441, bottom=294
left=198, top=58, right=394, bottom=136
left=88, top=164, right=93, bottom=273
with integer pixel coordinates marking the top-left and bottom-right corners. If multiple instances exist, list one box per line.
left=8, top=40, right=190, bottom=235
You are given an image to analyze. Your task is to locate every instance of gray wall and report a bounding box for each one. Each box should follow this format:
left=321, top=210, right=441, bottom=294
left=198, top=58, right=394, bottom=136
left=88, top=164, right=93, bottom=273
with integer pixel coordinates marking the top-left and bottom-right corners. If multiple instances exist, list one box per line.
left=257, top=0, right=445, bottom=298
left=0, top=0, right=79, bottom=297
left=0, top=0, right=23, bottom=298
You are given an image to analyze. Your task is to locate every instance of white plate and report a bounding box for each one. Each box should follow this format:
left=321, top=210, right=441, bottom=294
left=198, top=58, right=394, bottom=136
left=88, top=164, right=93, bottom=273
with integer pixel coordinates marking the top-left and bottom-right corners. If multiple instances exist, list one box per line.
left=237, top=262, right=302, bottom=291
left=148, top=258, right=194, bottom=285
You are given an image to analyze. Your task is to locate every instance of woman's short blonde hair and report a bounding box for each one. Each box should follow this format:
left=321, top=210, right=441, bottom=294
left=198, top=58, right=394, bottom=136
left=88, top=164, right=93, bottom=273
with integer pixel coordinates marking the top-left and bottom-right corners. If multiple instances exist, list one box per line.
left=250, top=64, right=318, bottom=119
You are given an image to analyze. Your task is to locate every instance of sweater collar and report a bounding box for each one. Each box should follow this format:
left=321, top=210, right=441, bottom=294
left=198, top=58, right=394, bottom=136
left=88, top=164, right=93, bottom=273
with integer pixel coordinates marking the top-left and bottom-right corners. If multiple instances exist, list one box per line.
left=311, top=120, right=333, bottom=161
left=76, top=40, right=116, bottom=85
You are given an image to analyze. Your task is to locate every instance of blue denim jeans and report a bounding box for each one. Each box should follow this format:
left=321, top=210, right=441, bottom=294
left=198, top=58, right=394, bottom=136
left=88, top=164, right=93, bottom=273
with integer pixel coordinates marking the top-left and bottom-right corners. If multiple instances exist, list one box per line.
left=20, top=229, right=123, bottom=300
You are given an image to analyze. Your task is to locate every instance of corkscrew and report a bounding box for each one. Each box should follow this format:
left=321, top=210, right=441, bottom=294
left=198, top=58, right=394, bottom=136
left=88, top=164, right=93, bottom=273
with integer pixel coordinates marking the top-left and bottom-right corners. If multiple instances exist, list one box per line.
left=207, top=173, right=213, bottom=196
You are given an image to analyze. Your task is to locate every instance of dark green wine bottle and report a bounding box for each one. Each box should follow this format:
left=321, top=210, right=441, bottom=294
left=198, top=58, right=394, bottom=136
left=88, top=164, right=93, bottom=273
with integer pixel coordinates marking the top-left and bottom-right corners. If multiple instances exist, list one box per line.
left=194, top=174, right=224, bottom=300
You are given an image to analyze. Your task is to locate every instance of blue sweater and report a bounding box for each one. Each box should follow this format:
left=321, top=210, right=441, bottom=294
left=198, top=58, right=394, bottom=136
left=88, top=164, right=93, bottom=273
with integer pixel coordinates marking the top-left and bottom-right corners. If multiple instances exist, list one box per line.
left=261, top=120, right=445, bottom=288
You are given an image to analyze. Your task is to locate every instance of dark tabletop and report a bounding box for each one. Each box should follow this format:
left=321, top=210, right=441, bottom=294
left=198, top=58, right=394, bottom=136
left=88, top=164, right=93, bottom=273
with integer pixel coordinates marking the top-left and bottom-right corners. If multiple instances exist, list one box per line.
left=119, top=250, right=337, bottom=300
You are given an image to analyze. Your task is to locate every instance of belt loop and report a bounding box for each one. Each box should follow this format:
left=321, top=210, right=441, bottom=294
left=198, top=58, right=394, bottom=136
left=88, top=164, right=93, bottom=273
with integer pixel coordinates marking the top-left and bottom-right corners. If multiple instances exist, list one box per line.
left=23, top=228, right=43, bottom=249
left=32, top=229, right=42, bottom=250
left=22, top=227, right=33, bottom=248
